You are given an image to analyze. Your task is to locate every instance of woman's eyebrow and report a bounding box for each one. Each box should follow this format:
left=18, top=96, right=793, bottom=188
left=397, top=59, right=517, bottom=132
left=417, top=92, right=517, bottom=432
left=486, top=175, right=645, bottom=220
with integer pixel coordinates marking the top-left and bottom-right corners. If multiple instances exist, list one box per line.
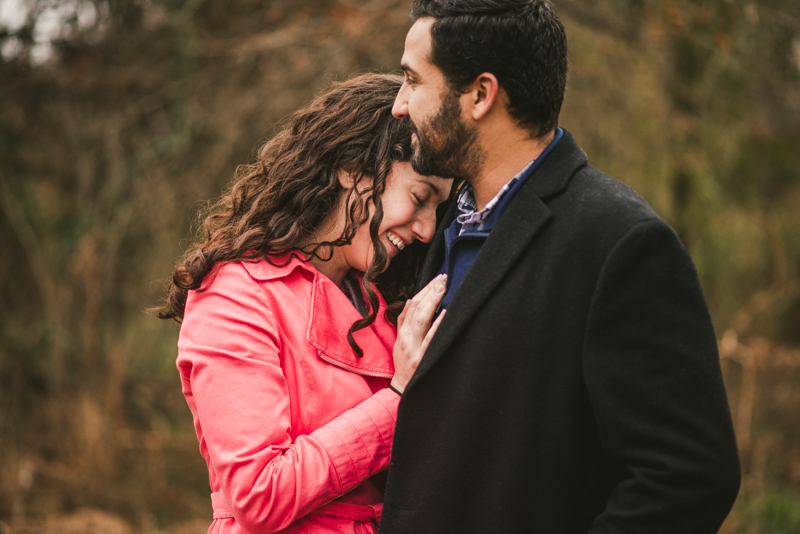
left=420, top=179, right=441, bottom=196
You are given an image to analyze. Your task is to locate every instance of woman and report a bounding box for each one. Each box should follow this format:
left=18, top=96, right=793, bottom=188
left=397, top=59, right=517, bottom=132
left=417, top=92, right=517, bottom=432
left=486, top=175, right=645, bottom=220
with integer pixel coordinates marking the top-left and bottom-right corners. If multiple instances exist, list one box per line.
left=159, top=74, right=452, bottom=534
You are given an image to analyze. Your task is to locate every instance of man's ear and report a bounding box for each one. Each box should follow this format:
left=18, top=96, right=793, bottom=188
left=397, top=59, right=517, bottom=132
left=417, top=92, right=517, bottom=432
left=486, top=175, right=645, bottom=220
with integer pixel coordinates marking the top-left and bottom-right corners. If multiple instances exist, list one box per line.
left=465, top=72, right=500, bottom=121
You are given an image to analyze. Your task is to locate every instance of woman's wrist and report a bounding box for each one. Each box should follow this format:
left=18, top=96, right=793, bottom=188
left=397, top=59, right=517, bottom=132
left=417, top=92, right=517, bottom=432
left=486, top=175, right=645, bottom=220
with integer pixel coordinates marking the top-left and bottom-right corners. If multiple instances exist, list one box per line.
left=388, top=378, right=405, bottom=396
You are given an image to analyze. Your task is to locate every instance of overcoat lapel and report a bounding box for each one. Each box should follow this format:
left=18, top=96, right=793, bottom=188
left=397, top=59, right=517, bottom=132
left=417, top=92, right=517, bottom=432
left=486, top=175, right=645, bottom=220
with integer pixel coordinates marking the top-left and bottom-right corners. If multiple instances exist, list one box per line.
left=408, top=187, right=552, bottom=386
left=408, top=130, right=589, bottom=388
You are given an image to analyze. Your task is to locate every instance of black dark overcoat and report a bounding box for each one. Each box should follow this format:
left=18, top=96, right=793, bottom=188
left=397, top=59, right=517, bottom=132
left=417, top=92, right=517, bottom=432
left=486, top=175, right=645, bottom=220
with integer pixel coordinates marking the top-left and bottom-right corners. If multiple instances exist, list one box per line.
left=380, top=130, right=741, bottom=533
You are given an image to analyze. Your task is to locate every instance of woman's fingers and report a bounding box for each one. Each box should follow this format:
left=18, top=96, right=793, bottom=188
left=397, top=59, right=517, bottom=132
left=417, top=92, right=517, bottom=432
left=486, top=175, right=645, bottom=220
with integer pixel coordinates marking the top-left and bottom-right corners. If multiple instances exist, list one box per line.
left=398, top=275, right=439, bottom=336
left=406, top=274, right=445, bottom=319
left=409, top=275, right=446, bottom=334
left=406, top=273, right=441, bottom=314
left=391, top=274, right=448, bottom=392
left=419, top=309, right=446, bottom=355
left=400, top=282, right=430, bottom=328
left=413, top=278, right=445, bottom=328
left=397, top=300, right=410, bottom=330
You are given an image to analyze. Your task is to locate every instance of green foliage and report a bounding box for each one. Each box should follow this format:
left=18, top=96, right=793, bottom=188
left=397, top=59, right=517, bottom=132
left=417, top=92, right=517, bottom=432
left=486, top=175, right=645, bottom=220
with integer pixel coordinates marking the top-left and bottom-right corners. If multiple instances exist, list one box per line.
left=728, top=492, right=800, bottom=534
left=758, top=494, right=800, bottom=534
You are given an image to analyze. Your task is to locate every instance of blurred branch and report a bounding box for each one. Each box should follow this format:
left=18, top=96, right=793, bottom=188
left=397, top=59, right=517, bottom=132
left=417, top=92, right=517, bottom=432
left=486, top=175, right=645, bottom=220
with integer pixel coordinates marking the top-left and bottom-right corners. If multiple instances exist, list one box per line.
left=720, top=213, right=795, bottom=342
left=0, top=171, right=54, bottom=310
left=556, top=0, right=643, bottom=42
left=0, top=170, right=67, bottom=389
left=198, top=21, right=313, bottom=58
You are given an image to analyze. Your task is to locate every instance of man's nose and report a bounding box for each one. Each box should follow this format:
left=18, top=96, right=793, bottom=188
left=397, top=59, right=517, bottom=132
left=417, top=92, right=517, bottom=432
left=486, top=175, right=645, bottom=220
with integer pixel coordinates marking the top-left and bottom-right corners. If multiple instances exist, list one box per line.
left=392, top=87, right=409, bottom=119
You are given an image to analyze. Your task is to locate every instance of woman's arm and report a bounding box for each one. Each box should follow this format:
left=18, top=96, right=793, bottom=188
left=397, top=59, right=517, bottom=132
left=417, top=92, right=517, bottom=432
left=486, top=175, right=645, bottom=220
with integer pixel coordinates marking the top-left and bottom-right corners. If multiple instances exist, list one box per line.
left=177, top=262, right=400, bottom=533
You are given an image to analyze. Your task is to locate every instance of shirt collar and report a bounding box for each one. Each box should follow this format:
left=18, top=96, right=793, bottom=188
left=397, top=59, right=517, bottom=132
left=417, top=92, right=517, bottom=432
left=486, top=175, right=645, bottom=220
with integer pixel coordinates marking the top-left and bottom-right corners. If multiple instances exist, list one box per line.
left=455, top=158, right=536, bottom=232
left=455, top=128, right=563, bottom=235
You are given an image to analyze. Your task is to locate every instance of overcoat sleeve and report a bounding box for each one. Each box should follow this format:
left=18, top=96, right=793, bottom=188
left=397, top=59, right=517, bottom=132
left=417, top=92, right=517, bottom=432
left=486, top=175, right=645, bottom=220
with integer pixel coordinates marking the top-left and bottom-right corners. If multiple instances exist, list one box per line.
left=583, top=219, right=740, bottom=533
left=176, top=263, right=399, bottom=534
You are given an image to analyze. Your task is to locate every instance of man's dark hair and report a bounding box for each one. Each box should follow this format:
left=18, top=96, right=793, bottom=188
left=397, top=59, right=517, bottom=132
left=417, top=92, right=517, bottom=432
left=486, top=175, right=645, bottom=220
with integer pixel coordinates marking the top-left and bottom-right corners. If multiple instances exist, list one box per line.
left=410, top=0, right=568, bottom=138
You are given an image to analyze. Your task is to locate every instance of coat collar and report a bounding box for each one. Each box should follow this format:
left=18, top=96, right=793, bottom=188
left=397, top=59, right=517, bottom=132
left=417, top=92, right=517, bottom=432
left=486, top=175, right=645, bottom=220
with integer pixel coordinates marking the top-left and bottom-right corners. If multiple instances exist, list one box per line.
left=526, top=129, right=588, bottom=200
left=418, top=130, right=587, bottom=288
left=410, top=129, right=588, bottom=388
left=243, top=254, right=396, bottom=378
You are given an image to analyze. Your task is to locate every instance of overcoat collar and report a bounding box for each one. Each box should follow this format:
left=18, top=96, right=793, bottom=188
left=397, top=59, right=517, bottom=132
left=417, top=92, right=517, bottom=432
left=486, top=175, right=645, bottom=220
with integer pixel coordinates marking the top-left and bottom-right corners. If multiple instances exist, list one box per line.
left=410, top=129, right=589, bottom=388
left=243, top=255, right=396, bottom=379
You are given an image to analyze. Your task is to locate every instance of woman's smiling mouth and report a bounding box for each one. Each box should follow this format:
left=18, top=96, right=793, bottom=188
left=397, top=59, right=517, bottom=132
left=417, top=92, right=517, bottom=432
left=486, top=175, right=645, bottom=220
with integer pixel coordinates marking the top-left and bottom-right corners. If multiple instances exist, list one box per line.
left=387, top=230, right=406, bottom=251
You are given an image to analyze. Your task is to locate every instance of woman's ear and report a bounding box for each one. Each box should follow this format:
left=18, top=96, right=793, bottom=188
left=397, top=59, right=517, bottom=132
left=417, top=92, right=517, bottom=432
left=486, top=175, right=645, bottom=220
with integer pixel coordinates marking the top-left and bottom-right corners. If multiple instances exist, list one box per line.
left=337, top=168, right=355, bottom=189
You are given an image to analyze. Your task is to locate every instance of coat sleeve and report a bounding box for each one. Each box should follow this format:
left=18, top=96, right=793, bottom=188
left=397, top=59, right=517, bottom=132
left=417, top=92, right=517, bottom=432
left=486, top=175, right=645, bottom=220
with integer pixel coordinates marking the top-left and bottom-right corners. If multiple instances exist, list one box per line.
left=583, top=219, right=740, bottom=534
left=176, top=263, right=400, bottom=534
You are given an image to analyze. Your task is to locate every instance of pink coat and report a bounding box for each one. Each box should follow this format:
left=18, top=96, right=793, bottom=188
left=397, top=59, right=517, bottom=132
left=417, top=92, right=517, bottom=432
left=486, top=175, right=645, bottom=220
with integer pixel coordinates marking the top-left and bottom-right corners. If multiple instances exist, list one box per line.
left=177, top=255, right=400, bottom=534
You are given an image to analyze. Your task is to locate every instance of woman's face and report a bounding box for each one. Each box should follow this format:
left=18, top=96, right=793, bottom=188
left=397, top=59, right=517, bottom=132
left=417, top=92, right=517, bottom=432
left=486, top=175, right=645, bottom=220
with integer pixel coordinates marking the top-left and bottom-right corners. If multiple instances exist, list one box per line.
left=334, top=162, right=452, bottom=279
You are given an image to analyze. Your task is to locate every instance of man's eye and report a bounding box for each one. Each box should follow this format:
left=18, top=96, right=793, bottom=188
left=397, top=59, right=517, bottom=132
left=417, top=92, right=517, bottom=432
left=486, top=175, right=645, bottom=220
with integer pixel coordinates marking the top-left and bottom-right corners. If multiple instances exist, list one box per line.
left=412, top=194, right=424, bottom=205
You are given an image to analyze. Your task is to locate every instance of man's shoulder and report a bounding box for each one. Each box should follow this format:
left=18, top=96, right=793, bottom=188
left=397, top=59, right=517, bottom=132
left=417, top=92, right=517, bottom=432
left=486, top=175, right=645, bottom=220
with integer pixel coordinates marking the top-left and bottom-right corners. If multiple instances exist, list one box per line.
left=531, top=130, right=660, bottom=230
left=555, top=163, right=662, bottom=233
left=523, top=160, right=677, bottom=263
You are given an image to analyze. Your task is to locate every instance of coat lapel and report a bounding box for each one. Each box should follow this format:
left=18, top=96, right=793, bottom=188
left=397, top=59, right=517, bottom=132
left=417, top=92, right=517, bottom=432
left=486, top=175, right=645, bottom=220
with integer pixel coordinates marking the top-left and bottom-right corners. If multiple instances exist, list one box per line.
left=409, top=187, right=552, bottom=385
left=307, top=271, right=396, bottom=378
left=408, top=130, right=588, bottom=387
left=245, top=253, right=397, bottom=377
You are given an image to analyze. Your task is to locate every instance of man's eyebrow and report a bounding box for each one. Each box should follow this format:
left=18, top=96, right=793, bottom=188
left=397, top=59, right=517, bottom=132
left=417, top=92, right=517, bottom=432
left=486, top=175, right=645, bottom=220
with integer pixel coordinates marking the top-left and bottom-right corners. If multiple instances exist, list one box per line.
left=400, top=64, right=421, bottom=77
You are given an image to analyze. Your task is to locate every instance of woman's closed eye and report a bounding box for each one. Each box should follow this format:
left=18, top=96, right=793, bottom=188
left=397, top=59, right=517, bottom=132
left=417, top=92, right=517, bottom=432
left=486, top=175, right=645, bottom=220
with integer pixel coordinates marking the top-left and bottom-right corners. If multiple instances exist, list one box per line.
left=412, top=193, right=431, bottom=206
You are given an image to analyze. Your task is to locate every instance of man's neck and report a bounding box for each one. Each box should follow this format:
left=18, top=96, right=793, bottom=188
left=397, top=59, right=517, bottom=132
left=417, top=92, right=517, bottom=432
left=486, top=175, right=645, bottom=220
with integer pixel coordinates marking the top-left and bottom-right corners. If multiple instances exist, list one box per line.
left=468, top=128, right=555, bottom=210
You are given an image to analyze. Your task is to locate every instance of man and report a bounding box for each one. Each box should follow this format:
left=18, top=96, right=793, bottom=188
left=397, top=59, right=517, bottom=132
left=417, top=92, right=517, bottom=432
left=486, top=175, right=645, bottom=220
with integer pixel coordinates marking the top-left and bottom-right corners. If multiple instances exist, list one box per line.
left=381, top=1, right=741, bottom=532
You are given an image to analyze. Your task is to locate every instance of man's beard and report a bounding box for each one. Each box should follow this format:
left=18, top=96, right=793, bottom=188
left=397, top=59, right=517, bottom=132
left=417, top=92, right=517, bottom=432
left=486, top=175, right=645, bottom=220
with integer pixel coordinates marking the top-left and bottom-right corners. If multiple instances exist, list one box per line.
left=410, top=89, right=484, bottom=181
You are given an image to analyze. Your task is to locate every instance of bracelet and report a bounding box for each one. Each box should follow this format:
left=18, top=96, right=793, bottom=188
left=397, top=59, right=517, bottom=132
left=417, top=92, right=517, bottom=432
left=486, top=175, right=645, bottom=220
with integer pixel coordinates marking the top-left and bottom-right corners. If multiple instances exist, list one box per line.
left=388, top=385, right=403, bottom=397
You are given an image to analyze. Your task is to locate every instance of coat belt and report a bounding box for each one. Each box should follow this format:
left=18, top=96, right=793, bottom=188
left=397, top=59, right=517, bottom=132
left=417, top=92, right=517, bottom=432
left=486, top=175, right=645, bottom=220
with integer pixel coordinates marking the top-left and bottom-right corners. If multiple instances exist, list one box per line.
left=211, top=492, right=233, bottom=519
left=210, top=491, right=382, bottom=523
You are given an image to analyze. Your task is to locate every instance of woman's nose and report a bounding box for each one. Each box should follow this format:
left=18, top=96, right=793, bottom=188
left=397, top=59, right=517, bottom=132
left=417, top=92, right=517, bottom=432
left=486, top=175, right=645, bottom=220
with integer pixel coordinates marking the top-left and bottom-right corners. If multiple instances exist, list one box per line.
left=413, top=213, right=436, bottom=243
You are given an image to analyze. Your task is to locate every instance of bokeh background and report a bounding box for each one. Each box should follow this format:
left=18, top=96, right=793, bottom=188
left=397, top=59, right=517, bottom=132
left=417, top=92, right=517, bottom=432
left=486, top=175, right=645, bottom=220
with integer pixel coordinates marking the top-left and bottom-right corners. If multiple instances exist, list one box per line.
left=1, top=0, right=799, bottom=532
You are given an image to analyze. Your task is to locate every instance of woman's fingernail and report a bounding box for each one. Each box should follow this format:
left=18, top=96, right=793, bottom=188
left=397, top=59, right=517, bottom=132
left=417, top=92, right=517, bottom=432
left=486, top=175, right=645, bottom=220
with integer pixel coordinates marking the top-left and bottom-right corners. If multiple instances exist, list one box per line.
left=436, top=282, right=445, bottom=293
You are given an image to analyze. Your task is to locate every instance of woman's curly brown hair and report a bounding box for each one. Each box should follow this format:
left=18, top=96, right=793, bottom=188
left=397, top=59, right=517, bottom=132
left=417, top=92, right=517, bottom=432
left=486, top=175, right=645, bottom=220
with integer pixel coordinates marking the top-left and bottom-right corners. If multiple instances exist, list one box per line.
left=158, top=73, right=428, bottom=356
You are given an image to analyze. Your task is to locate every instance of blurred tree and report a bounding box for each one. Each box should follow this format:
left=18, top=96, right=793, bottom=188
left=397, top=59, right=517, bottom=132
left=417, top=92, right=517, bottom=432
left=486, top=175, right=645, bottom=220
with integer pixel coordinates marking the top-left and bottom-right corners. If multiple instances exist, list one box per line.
left=558, top=2, right=800, bottom=531
left=0, top=0, right=798, bottom=532
left=1, top=0, right=414, bottom=528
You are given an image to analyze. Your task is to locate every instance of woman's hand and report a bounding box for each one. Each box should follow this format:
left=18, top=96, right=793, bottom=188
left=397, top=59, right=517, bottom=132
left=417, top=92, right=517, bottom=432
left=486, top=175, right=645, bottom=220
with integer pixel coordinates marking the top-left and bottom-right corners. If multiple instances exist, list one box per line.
left=390, top=274, right=448, bottom=393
